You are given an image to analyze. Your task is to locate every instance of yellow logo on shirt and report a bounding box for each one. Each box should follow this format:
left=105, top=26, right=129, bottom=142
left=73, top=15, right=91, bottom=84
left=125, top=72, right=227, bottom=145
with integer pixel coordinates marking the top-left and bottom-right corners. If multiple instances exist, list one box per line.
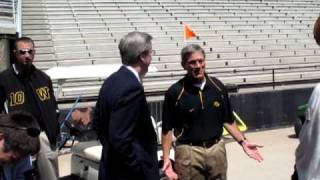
left=9, top=91, right=24, bottom=106
left=36, top=87, right=50, bottom=101
left=213, top=101, right=220, bottom=108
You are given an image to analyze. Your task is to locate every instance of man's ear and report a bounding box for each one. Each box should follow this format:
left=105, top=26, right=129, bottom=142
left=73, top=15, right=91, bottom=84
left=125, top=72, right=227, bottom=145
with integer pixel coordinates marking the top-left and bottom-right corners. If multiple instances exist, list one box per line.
left=139, top=54, right=146, bottom=62
left=139, top=50, right=150, bottom=63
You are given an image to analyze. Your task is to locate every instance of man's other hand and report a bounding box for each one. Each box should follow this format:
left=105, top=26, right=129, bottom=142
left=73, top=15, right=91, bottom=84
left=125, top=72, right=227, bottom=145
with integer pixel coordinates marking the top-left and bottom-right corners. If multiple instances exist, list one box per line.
left=162, top=159, right=178, bottom=180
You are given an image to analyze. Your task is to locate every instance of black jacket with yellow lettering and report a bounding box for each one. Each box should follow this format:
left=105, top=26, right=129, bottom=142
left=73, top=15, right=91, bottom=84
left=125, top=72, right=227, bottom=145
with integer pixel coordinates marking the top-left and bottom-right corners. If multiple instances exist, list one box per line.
left=0, top=65, right=59, bottom=146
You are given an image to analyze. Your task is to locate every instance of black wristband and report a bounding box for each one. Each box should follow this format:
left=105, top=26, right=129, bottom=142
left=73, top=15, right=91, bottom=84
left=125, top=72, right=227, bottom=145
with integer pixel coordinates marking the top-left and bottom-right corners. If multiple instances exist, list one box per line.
left=238, top=140, right=244, bottom=145
left=238, top=137, right=246, bottom=145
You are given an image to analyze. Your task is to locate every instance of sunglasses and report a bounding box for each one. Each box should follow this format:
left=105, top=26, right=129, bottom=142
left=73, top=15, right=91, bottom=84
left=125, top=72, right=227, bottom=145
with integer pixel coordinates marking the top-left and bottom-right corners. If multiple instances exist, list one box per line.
left=16, top=49, right=34, bottom=55
left=0, top=124, right=40, bottom=137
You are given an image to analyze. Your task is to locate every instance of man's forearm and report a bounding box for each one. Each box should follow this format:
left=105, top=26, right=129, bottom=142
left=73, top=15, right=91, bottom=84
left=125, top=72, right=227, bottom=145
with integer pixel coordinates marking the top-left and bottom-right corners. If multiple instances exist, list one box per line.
left=225, top=122, right=264, bottom=162
left=161, top=131, right=173, bottom=162
left=224, top=121, right=246, bottom=143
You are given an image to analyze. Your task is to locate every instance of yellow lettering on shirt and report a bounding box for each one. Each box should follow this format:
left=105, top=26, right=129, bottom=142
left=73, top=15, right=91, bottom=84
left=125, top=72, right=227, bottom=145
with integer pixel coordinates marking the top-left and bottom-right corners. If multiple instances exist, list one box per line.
left=9, top=91, right=24, bottom=106
left=36, top=87, right=50, bottom=101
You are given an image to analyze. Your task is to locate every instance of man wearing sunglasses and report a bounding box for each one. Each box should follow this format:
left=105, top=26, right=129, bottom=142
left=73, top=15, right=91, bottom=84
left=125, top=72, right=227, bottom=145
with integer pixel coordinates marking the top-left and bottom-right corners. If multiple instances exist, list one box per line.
left=0, top=111, right=40, bottom=180
left=0, top=37, right=59, bottom=180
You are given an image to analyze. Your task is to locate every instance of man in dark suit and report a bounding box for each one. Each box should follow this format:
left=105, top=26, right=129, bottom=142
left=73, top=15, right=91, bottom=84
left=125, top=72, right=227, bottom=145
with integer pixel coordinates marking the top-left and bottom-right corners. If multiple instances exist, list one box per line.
left=94, top=31, right=160, bottom=180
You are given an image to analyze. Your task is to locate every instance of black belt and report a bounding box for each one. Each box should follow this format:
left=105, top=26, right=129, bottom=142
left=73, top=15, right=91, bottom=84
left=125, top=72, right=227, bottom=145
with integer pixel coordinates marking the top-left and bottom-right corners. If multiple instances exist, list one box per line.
left=176, top=138, right=220, bottom=148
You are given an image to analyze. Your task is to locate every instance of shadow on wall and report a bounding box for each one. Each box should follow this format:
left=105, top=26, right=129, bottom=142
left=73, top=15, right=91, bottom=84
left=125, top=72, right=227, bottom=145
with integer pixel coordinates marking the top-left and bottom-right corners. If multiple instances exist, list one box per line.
left=230, top=87, right=314, bottom=130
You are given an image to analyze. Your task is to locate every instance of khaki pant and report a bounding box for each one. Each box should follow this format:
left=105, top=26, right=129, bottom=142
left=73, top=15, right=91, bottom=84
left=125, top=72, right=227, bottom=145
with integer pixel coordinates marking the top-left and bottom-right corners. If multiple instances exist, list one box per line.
left=174, top=140, right=227, bottom=180
left=37, top=132, right=59, bottom=180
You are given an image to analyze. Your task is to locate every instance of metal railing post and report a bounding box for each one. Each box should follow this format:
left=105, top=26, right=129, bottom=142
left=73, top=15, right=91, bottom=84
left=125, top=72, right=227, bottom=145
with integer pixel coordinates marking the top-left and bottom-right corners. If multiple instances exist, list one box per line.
left=15, top=0, right=22, bottom=37
left=272, top=69, right=275, bottom=90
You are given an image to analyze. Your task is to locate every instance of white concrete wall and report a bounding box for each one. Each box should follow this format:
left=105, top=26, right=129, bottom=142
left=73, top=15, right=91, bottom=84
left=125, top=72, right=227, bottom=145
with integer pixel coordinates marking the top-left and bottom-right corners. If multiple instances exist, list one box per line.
left=0, top=38, right=10, bottom=72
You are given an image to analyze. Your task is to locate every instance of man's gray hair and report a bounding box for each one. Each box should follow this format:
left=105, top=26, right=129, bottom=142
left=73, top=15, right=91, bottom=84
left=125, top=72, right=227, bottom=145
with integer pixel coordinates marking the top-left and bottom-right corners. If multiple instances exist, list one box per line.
left=118, top=31, right=153, bottom=65
left=180, top=44, right=206, bottom=67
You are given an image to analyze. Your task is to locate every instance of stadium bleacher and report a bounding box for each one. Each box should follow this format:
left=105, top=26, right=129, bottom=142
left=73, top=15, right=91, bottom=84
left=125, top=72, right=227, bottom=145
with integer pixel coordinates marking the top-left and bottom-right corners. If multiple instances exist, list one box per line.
left=20, top=0, right=320, bottom=101
left=2, top=1, right=320, bottom=179
left=0, top=0, right=16, bottom=34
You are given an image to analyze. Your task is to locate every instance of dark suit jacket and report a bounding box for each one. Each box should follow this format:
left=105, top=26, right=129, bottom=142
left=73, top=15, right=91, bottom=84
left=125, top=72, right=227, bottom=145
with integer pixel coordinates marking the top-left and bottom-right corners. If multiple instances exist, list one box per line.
left=94, top=66, right=159, bottom=180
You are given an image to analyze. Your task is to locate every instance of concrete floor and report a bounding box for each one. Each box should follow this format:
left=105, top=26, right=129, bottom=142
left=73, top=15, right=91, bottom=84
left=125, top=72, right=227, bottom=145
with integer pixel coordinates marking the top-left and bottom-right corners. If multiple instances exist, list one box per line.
left=226, top=126, right=299, bottom=180
left=58, top=126, right=299, bottom=180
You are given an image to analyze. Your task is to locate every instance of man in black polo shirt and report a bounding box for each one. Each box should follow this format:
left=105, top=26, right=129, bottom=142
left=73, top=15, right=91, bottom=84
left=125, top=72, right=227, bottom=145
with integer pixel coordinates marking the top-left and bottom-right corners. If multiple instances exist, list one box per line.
left=161, top=44, right=263, bottom=180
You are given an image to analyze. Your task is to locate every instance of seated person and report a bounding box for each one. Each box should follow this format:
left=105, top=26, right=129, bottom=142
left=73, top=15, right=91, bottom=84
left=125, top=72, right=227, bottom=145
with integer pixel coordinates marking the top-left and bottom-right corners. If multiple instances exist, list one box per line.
left=0, top=111, right=40, bottom=179
left=70, top=107, right=97, bottom=142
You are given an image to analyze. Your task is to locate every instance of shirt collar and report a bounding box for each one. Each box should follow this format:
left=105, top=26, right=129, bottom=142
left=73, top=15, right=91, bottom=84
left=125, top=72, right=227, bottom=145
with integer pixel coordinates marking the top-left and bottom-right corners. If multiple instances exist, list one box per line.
left=193, top=78, right=206, bottom=90
left=124, top=65, right=141, bottom=83
left=12, top=64, right=19, bottom=75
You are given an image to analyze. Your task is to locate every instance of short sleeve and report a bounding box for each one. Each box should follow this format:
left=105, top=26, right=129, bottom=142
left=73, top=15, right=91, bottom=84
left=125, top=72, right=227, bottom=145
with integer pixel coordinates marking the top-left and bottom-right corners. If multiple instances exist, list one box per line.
left=162, top=89, right=176, bottom=133
left=211, top=77, right=234, bottom=124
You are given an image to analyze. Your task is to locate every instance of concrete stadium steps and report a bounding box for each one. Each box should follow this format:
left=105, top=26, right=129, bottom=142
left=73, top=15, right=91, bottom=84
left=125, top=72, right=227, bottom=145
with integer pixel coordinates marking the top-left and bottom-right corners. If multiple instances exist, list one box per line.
left=0, top=0, right=16, bottom=34
left=20, top=0, right=320, bottom=100
left=0, top=0, right=14, bottom=19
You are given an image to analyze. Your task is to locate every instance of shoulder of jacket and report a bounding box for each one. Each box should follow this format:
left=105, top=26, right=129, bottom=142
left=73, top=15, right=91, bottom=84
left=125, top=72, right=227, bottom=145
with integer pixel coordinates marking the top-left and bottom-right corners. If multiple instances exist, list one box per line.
left=35, top=68, right=51, bottom=79
left=34, top=68, right=46, bottom=75
left=0, top=68, right=14, bottom=79
left=207, top=76, right=222, bottom=84
left=207, top=76, right=226, bottom=92
left=167, top=79, right=183, bottom=93
left=0, top=67, right=12, bottom=74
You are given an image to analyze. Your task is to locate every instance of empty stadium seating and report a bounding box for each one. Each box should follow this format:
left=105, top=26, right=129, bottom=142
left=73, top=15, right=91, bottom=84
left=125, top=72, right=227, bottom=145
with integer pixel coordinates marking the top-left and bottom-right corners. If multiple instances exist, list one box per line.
left=0, top=0, right=16, bottom=34
left=20, top=0, right=320, bottom=100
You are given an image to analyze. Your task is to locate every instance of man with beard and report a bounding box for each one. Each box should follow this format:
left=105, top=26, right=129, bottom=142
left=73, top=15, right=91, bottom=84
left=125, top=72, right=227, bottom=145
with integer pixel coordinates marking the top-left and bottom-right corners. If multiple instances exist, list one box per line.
left=0, top=37, right=59, bottom=180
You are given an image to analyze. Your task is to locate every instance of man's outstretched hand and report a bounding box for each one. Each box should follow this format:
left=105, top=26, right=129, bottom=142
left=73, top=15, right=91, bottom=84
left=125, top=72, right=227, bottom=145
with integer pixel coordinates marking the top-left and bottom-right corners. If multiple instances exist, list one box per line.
left=241, top=140, right=264, bottom=162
